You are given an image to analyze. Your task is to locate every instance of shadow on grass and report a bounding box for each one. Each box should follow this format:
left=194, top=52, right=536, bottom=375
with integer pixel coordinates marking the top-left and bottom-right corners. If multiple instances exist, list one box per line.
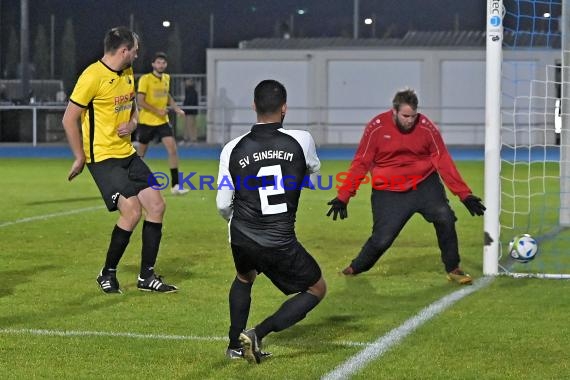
left=0, top=292, right=128, bottom=326
left=0, top=265, right=57, bottom=298
left=0, top=265, right=128, bottom=325
left=119, top=255, right=194, bottom=281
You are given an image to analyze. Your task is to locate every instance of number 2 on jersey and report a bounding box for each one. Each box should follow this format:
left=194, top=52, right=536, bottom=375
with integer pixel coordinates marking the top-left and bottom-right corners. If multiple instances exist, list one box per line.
left=257, top=164, right=287, bottom=215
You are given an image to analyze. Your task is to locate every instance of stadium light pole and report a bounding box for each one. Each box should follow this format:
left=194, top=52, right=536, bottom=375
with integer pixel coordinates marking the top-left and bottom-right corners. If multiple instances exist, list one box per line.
left=209, top=13, right=214, bottom=48
left=353, top=0, right=359, bottom=39
left=289, top=8, right=306, bottom=38
left=20, top=0, right=30, bottom=103
left=0, top=0, right=2, bottom=77
left=50, top=14, right=55, bottom=78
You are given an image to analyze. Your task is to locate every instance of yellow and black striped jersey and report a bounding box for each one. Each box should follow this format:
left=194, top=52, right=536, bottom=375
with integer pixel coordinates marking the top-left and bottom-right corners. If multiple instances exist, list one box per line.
left=69, top=60, right=136, bottom=163
left=137, top=72, right=171, bottom=126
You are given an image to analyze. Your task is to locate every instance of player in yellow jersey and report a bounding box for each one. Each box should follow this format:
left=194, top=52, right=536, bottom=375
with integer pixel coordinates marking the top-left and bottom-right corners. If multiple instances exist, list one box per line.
left=62, top=26, right=178, bottom=294
left=136, top=52, right=189, bottom=195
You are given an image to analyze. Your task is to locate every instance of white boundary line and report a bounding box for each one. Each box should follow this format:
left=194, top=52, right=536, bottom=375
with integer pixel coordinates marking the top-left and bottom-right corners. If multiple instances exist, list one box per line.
left=0, top=328, right=370, bottom=347
left=322, top=276, right=494, bottom=380
left=0, top=328, right=227, bottom=342
left=0, top=206, right=104, bottom=228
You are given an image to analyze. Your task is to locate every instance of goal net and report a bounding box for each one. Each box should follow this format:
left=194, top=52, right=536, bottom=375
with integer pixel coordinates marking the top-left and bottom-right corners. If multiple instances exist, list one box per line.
left=486, top=0, right=570, bottom=278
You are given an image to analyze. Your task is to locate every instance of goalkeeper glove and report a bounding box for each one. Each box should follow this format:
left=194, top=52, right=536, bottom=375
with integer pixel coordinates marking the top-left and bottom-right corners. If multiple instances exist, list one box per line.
left=462, top=194, right=486, bottom=216
left=326, top=197, right=348, bottom=220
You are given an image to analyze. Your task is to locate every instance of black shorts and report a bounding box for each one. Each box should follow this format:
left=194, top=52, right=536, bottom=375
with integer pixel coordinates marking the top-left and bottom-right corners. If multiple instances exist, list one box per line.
left=231, top=241, right=322, bottom=295
left=87, top=153, right=158, bottom=211
left=136, top=123, right=173, bottom=144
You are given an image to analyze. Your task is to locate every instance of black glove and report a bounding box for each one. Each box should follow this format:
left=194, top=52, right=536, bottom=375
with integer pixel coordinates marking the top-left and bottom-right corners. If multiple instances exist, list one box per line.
left=326, top=197, right=348, bottom=220
left=462, top=194, right=486, bottom=216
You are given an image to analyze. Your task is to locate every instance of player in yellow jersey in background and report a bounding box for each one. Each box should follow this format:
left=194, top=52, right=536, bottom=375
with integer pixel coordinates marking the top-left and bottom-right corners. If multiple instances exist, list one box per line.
left=62, top=27, right=178, bottom=294
left=136, top=52, right=189, bottom=195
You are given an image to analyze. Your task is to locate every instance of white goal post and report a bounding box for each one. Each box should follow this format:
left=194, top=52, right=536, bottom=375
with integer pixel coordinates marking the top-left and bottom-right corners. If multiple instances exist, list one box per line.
left=561, top=2, right=570, bottom=227
left=484, top=0, right=503, bottom=275
left=485, top=0, right=570, bottom=278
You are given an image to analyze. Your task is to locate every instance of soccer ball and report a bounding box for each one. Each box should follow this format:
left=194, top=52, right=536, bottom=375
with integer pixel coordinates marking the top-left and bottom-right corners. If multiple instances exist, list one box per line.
left=508, top=234, right=538, bottom=263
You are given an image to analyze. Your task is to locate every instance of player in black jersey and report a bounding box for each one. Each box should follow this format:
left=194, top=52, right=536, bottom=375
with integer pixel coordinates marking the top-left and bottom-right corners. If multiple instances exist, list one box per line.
left=216, top=79, right=327, bottom=363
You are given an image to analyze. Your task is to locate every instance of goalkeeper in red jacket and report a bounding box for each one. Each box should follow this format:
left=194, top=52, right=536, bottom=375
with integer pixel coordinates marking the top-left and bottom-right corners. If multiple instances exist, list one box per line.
left=326, top=88, right=485, bottom=285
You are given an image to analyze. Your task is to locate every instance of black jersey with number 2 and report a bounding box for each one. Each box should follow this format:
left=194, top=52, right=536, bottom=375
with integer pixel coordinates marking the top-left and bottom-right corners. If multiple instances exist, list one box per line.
left=216, top=122, right=321, bottom=248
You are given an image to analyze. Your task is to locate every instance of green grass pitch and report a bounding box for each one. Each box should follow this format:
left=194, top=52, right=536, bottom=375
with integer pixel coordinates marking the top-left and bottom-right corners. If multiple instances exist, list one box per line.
left=0, top=158, right=569, bottom=379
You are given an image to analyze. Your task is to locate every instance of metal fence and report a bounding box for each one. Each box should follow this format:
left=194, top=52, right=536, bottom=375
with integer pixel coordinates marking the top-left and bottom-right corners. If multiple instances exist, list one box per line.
left=1, top=104, right=552, bottom=147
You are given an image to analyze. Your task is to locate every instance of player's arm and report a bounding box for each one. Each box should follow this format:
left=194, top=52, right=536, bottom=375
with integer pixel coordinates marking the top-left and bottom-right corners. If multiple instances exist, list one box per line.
left=336, top=122, right=379, bottom=203
left=136, top=92, right=167, bottom=116
left=327, top=121, right=378, bottom=220
left=427, top=119, right=485, bottom=216
left=117, top=101, right=139, bottom=137
left=130, top=101, right=139, bottom=125
left=62, top=101, right=86, bottom=181
left=427, top=120, right=472, bottom=200
left=304, top=132, right=321, bottom=188
left=168, top=94, right=185, bottom=116
left=216, top=144, right=235, bottom=220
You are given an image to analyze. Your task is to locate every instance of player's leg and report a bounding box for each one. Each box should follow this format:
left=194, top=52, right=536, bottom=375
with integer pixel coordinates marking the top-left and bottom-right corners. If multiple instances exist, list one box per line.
left=227, top=244, right=257, bottom=359
left=126, top=155, right=176, bottom=292
left=159, top=124, right=188, bottom=195
left=162, top=135, right=184, bottom=191
left=241, top=243, right=324, bottom=363
left=95, top=196, right=141, bottom=294
left=162, top=135, right=179, bottom=170
left=87, top=158, right=144, bottom=294
left=254, top=275, right=326, bottom=336
left=417, top=174, right=471, bottom=284
left=135, top=186, right=176, bottom=292
left=136, top=143, right=149, bottom=157
left=135, top=124, right=154, bottom=158
left=105, top=195, right=143, bottom=273
left=345, top=189, right=414, bottom=274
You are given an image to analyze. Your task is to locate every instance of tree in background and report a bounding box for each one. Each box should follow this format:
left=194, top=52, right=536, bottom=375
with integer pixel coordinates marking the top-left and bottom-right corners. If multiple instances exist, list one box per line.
left=4, top=27, right=19, bottom=78
left=33, top=25, right=50, bottom=79
left=60, top=18, right=76, bottom=93
left=167, top=24, right=182, bottom=73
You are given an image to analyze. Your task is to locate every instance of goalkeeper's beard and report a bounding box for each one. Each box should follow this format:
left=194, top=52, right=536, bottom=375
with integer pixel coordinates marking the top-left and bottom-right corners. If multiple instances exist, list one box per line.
left=395, top=117, right=415, bottom=134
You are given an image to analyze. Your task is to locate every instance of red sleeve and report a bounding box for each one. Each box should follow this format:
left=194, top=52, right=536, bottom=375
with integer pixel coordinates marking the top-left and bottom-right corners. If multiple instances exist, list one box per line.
left=336, top=121, right=380, bottom=203
left=423, top=118, right=472, bottom=200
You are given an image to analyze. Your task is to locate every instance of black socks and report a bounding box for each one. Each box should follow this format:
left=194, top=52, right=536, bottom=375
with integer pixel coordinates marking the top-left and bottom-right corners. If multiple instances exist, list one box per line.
left=228, top=277, right=253, bottom=348
left=140, top=220, right=162, bottom=279
left=102, top=225, right=132, bottom=276
left=255, top=292, right=320, bottom=340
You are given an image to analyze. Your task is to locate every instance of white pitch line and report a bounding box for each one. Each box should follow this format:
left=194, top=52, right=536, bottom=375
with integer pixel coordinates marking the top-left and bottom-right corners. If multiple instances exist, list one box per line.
left=322, top=276, right=495, bottom=380
left=0, top=328, right=228, bottom=342
left=0, top=206, right=104, bottom=228
left=0, top=328, right=371, bottom=347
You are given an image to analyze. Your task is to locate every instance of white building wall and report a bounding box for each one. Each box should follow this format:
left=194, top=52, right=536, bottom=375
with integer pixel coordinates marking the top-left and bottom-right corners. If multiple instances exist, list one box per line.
left=207, top=48, right=559, bottom=146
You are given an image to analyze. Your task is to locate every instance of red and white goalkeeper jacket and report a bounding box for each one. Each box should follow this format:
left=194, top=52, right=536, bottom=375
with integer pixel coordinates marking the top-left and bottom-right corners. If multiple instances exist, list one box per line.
left=337, top=110, right=472, bottom=203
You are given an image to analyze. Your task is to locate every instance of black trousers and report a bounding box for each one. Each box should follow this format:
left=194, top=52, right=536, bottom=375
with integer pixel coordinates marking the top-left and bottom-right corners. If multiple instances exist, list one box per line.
left=350, top=172, right=460, bottom=273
